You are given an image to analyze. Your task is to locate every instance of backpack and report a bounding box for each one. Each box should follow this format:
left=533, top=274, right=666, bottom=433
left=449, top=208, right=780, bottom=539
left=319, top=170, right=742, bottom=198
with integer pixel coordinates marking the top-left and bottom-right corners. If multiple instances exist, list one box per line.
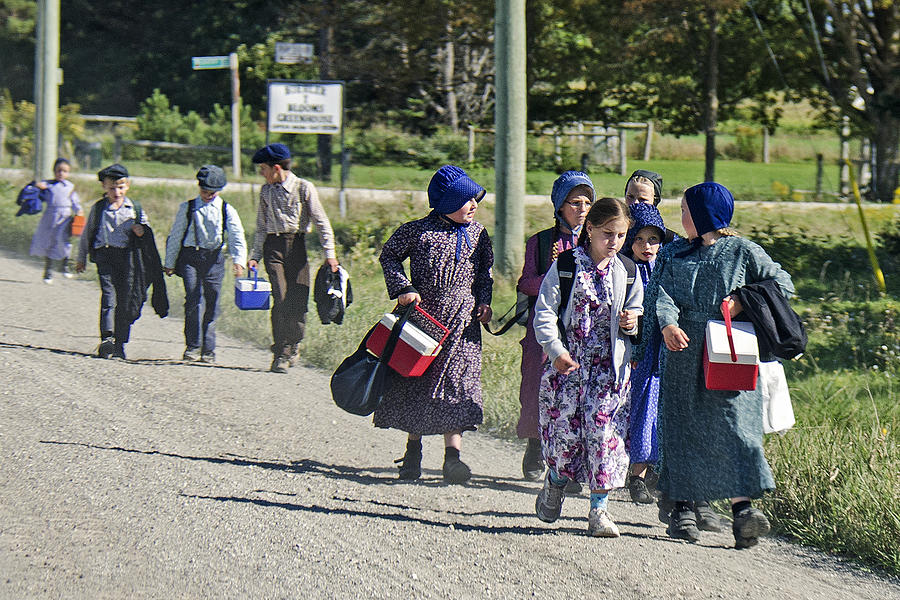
left=16, top=182, right=50, bottom=216
left=554, top=249, right=636, bottom=348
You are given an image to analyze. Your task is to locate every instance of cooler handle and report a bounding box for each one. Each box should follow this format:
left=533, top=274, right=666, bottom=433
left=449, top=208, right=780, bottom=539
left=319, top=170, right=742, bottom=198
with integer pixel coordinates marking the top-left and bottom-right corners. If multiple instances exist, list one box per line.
left=720, top=299, right=738, bottom=363
left=250, top=265, right=259, bottom=290
left=413, top=304, right=451, bottom=347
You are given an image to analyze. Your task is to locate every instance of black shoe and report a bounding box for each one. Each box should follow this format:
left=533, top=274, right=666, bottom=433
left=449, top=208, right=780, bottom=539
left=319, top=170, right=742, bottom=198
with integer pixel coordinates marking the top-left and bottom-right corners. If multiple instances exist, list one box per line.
left=442, top=455, right=472, bottom=484
left=628, top=476, right=654, bottom=504
left=522, top=438, right=544, bottom=481
left=694, top=501, right=723, bottom=532
left=270, top=356, right=289, bottom=373
left=564, top=479, right=583, bottom=495
left=286, top=344, right=301, bottom=367
left=112, top=344, right=126, bottom=360
left=394, top=447, right=422, bottom=480
left=667, top=505, right=701, bottom=542
left=97, top=338, right=115, bottom=359
left=657, top=494, right=675, bottom=524
left=732, top=507, right=770, bottom=549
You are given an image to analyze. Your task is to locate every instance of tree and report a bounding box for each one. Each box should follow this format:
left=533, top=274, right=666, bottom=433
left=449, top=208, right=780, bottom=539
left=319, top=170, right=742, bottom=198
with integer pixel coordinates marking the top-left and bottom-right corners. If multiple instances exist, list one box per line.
left=787, top=1, right=900, bottom=202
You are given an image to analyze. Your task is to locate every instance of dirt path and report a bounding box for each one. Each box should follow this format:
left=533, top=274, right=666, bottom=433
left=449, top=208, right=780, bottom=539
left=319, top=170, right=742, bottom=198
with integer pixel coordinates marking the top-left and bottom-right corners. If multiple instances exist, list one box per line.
left=0, top=249, right=898, bottom=599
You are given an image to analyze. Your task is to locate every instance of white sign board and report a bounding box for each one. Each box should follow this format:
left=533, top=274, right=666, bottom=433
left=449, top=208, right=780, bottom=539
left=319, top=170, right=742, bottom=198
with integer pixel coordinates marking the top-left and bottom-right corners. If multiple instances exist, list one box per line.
left=275, top=42, right=314, bottom=64
left=267, top=82, right=342, bottom=135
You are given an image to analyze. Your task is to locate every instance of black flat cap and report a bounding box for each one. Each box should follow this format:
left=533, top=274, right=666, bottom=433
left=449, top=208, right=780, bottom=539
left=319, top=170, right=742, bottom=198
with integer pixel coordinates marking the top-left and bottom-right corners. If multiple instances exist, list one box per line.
left=97, top=163, right=129, bottom=181
left=252, top=143, right=291, bottom=164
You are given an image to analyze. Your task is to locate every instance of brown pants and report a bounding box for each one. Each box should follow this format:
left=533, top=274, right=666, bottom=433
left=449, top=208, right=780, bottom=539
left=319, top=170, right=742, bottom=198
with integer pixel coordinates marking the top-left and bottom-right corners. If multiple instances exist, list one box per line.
left=263, top=232, right=309, bottom=357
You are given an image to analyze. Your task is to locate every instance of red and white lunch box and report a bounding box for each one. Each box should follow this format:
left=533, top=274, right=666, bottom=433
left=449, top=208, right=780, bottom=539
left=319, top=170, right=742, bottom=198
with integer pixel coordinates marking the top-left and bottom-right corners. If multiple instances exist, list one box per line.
left=702, top=302, right=759, bottom=391
left=366, top=305, right=450, bottom=377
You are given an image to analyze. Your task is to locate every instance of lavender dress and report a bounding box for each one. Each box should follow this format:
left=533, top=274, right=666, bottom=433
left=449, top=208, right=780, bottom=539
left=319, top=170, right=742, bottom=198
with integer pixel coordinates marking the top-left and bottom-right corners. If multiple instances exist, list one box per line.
left=375, top=212, right=494, bottom=435
left=628, top=259, right=660, bottom=464
left=29, top=180, right=81, bottom=260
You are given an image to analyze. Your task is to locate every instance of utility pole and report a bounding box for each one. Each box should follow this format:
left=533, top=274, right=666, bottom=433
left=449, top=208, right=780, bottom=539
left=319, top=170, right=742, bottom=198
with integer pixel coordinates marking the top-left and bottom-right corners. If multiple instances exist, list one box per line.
left=493, top=0, right=526, bottom=276
left=33, top=0, right=61, bottom=181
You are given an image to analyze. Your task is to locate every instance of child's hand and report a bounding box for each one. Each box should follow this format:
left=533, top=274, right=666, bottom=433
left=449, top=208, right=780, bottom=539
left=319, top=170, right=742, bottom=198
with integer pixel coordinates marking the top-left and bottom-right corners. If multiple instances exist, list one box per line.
left=553, top=353, right=580, bottom=374
left=619, top=309, right=638, bottom=331
left=164, top=268, right=175, bottom=276
left=233, top=264, right=244, bottom=277
left=397, top=292, right=421, bottom=306
left=75, top=262, right=85, bottom=274
left=722, top=295, right=743, bottom=318
left=662, top=324, right=689, bottom=351
left=475, top=303, right=492, bottom=323
left=132, top=223, right=144, bottom=237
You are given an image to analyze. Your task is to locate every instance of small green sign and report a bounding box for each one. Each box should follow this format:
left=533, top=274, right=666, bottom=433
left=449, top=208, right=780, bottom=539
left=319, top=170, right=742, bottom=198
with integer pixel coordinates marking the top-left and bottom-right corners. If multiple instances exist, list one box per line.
left=192, top=56, right=229, bottom=70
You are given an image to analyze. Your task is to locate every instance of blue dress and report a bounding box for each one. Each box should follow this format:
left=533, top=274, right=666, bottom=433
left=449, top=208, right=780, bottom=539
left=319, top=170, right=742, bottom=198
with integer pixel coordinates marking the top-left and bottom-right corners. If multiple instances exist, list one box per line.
left=29, top=180, right=81, bottom=260
left=628, top=260, right=660, bottom=465
left=641, top=236, right=794, bottom=501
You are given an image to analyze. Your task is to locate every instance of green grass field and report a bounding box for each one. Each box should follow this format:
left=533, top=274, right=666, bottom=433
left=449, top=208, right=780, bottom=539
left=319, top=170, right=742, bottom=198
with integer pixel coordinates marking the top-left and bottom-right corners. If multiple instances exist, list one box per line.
left=1, top=166, right=898, bottom=575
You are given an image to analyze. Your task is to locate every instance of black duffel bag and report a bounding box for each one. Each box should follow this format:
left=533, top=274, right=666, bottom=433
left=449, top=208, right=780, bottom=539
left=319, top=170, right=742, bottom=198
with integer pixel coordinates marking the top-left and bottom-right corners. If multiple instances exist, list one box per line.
left=330, top=301, right=416, bottom=416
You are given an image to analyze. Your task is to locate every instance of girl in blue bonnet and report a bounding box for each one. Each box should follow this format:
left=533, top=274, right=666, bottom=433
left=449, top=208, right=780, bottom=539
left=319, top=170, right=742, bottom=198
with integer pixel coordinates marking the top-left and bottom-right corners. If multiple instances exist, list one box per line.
left=532, top=197, right=643, bottom=537
left=516, top=170, right=593, bottom=493
left=640, top=182, right=794, bottom=548
left=376, top=165, right=494, bottom=485
left=30, top=158, right=82, bottom=283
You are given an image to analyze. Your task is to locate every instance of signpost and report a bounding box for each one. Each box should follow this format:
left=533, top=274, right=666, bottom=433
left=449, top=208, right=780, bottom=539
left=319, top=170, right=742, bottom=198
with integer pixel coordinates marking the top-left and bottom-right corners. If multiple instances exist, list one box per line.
left=191, top=54, right=242, bottom=178
left=266, top=80, right=346, bottom=215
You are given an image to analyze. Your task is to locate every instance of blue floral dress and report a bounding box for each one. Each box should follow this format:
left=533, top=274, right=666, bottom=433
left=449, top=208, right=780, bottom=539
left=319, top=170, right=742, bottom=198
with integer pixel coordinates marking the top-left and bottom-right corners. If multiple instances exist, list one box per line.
left=538, top=247, right=631, bottom=490
left=628, top=260, right=661, bottom=465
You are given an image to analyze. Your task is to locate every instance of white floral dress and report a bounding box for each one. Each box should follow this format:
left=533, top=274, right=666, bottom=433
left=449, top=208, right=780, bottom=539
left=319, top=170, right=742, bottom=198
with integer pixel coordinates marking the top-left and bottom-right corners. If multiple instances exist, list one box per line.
left=538, top=247, right=631, bottom=490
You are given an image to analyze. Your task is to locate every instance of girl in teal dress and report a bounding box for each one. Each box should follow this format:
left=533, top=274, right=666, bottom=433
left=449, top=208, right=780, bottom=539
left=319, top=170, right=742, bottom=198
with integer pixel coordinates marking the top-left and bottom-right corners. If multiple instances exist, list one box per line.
left=641, top=182, right=794, bottom=549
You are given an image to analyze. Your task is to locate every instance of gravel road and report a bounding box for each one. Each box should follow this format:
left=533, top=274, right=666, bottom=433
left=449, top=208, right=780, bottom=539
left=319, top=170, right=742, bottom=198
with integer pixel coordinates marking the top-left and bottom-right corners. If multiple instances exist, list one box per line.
left=1, top=249, right=898, bottom=600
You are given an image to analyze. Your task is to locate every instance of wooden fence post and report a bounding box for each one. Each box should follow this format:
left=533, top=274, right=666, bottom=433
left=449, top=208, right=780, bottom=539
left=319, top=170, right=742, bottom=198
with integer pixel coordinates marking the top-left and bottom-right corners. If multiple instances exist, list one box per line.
left=618, top=128, right=627, bottom=175
left=468, top=125, right=475, bottom=164
left=643, top=121, right=653, bottom=161
left=762, top=127, right=770, bottom=164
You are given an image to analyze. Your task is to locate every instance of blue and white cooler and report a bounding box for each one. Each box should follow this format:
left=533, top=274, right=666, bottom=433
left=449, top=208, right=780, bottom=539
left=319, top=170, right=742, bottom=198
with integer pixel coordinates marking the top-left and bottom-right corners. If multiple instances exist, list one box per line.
left=234, top=266, right=272, bottom=310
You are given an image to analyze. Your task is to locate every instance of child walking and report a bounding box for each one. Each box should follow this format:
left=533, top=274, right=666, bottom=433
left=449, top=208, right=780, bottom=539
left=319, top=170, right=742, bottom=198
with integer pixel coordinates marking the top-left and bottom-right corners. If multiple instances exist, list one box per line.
left=377, top=165, right=493, bottom=484
left=642, top=182, right=794, bottom=548
left=30, top=158, right=81, bottom=283
left=516, top=171, right=593, bottom=488
left=532, top=197, right=643, bottom=537
left=164, top=165, right=247, bottom=363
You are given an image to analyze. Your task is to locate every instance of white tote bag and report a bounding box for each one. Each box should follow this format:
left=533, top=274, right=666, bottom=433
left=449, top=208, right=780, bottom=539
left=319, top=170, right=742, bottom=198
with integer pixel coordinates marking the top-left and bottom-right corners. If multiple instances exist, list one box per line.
left=759, top=361, right=795, bottom=434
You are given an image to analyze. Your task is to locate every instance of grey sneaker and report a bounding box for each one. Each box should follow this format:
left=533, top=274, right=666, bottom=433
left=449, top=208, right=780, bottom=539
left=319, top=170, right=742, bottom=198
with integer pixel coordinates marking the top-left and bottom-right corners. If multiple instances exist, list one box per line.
left=588, top=508, right=620, bottom=537
left=97, top=338, right=115, bottom=359
left=628, top=476, right=654, bottom=504
left=732, top=507, right=770, bottom=549
left=270, top=356, right=290, bottom=373
left=694, top=501, right=723, bottom=532
left=657, top=494, right=675, bottom=524
left=199, top=352, right=216, bottom=364
left=182, top=347, right=201, bottom=361
left=535, top=473, right=567, bottom=523
left=667, top=505, right=701, bottom=542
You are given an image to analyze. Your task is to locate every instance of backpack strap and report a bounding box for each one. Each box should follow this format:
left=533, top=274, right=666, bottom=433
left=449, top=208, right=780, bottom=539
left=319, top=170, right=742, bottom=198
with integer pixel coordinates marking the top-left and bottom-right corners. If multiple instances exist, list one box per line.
left=179, top=198, right=198, bottom=248
left=219, top=200, right=228, bottom=252
left=619, top=254, right=637, bottom=300
left=556, top=248, right=576, bottom=347
left=535, top=227, right=555, bottom=276
left=131, top=199, right=143, bottom=227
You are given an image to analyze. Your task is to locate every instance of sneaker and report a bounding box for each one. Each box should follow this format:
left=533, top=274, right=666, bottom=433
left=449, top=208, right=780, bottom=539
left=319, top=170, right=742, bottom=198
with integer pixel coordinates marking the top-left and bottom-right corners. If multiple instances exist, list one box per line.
left=199, top=352, right=216, bottom=364
left=694, top=501, right=723, bottom=532
left=62, top=272, right=74, bottom=279
left=732, top=507, right=770, bottom=549
left=565, top=479, right=583, bottom=495
left=442, top=455, right=472, bottom=484
left=522, top=438, right=544, bottom=481
left=657, top=494, right=675, bottom=524
left=97, top=339, right=115, bottom=359
left=628, top=476, right=654, bottom=504
left=182, top=347, right=201, bottom=361
left=588, top=508, right=620, bottom=538
left=394, top=447, right=422, bottom=480
left=667, top=505, right=701, bottom=542
left=43, top=277, right=53, bottom=285
left=112, top=344, right=126, bottom=360
left=270, top=356, right=290, bottom=373
left=535, top=473, right=567, bottom=523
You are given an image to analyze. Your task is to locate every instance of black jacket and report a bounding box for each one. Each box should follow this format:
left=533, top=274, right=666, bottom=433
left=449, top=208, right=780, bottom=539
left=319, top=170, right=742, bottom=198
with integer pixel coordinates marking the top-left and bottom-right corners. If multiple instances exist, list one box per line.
left=124, top=226, right=169, bottom=325
left=314, top=264, right=352, bottom=324
left=733, top=279, right=806, bottom=362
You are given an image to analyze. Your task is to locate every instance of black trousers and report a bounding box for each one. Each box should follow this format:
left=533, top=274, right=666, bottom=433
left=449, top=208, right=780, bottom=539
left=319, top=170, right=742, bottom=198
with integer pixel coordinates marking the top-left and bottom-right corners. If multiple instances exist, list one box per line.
left=263, top=232, right=309, bottom=357
left=94, top=246, right=132, bottom=345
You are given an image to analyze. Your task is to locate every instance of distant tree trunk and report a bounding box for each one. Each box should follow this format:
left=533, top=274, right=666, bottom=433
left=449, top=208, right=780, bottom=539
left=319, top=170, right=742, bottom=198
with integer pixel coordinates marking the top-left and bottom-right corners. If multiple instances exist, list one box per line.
left=871, top=107, right=900, bottom=203
left=703, top=7, right=719, bottom=183
left=317, top=1, right=334, bottom=182
left=444, top=19, right=459, bottom=132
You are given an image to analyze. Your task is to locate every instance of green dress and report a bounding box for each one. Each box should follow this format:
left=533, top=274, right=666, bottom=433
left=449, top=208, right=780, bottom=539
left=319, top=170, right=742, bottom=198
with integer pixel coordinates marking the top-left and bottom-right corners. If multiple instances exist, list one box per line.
left=641, top=235, right=794, bottom=501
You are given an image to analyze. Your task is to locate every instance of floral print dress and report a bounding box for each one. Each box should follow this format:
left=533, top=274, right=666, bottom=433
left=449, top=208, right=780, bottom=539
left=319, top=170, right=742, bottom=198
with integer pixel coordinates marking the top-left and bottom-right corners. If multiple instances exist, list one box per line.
left=538, top=247, right=631, bottom=490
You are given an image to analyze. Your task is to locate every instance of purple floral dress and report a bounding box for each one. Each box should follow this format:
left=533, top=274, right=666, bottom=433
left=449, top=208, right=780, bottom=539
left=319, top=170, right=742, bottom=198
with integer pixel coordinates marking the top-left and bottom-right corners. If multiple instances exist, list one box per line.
left=374, top=212, right=493, bottom=435
left=539, top=247, right=631, bottom=490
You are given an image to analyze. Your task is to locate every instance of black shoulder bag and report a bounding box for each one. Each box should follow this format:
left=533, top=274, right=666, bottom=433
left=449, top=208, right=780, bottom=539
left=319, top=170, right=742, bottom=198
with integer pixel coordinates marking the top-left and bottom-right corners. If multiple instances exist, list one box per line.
left=331, top=301, right=416, bottom=416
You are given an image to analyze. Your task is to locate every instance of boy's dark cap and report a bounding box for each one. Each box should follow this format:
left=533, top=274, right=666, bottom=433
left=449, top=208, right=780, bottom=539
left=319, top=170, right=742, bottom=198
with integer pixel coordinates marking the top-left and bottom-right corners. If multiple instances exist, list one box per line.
left=97, top=163, right=129, bottom=181
left=252, top=143, right=291, bottom=164
left=197, top=165, right=226, bottom=190
left=626, top=169, right=663, bottom=206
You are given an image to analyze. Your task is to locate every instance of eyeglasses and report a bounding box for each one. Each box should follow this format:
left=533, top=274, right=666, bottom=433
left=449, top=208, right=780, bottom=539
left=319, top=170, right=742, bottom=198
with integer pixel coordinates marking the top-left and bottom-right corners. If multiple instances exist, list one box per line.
left=564, top=200, right=592, bottom=208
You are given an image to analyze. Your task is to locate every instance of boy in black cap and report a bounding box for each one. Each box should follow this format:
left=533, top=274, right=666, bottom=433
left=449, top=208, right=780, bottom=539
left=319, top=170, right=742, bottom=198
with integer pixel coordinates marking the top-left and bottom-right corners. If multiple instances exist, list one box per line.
left=248, top=143, right=339, bottom=373
left=164, top=165, right=247, bottom=363
left=75, top=163, right=151, bottom=359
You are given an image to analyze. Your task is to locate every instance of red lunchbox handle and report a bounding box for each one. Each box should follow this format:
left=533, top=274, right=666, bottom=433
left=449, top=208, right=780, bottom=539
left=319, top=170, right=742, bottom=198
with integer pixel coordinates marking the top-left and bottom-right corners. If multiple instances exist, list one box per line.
left=720, top=299, right=738, bottom=363
left=414, top=304, right=451, bottom=346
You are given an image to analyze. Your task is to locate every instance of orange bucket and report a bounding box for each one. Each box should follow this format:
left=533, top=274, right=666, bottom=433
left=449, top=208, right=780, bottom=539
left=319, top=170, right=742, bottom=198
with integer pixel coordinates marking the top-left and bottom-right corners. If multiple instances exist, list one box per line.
left=70, top=214, right=86, bottom=236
